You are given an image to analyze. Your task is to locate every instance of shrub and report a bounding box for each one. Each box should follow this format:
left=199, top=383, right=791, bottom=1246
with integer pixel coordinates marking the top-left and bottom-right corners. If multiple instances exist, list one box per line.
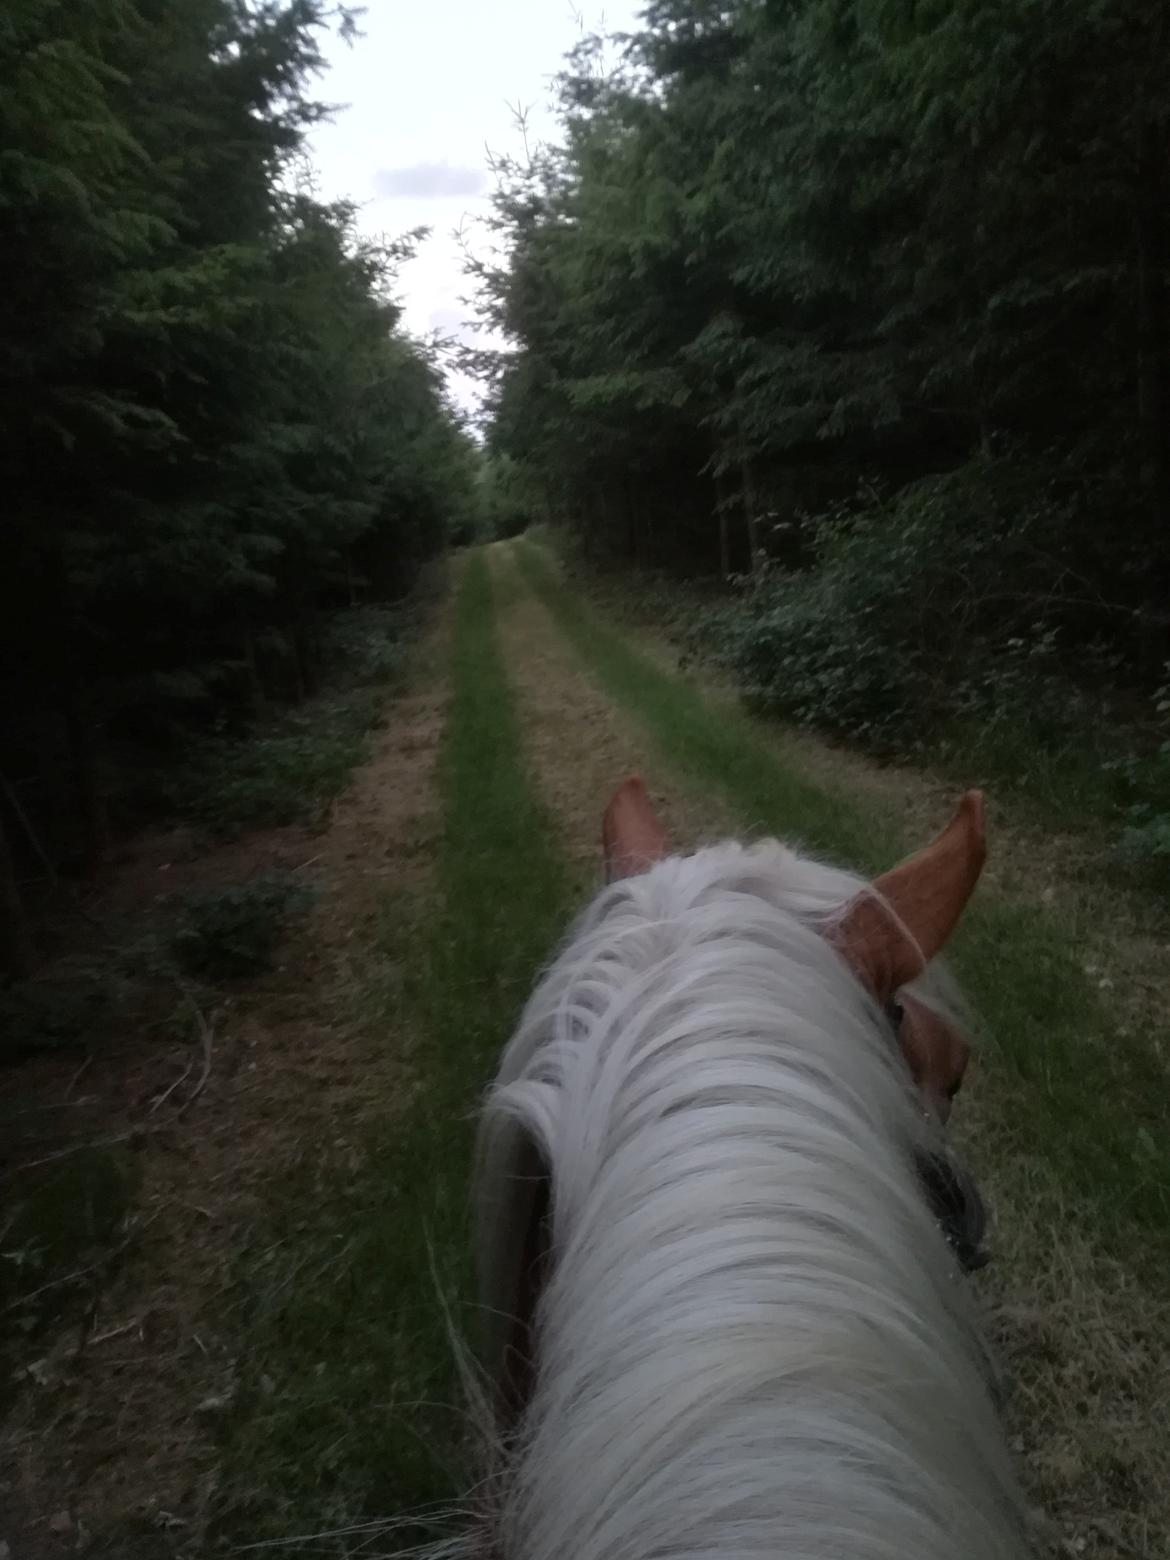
left=319, top=607, right=404, bottom=686
left=170, top=606, right=405, bottom=836
left=179, top=688, right=383, bottom=835
left=170, top=872, right=317, bottom=980
left=1114, top=667, right=1170, bottom=879
left=706, top=456, right=1128, bottom=753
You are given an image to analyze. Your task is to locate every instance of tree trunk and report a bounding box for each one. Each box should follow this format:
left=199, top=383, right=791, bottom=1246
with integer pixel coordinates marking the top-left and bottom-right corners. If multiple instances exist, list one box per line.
left=239, top=607, right=267, bottom=720
left=63, top=676, right=110, bottom=875
left=0, top=806, right=35, bottom=980
left=624, top=475, right=640, bottom=566
left=292, top=619, right=316, bottom=701
left=740, top=454, right=761, bottom=572
left=715, top=469, right=731, bottom=579
left=1137, top=119, right=1170, bottom=547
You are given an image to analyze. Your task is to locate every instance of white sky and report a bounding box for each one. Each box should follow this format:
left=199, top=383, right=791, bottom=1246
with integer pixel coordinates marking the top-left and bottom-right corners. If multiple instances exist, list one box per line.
left=304, top=2, right=644, bottom=415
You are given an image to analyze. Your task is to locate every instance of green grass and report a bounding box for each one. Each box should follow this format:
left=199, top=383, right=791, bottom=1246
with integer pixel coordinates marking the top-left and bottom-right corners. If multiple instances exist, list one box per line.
left=542, top=524, right=1161, bottom=859
left=517, top=540, right=1170, bottom=1259
left=220, top=553, right=575, bottom=1547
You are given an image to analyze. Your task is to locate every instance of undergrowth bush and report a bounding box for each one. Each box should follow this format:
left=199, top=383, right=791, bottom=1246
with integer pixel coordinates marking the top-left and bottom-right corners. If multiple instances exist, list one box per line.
left=174, top=607, right=405, bottom=836
left=1114, top=668, right=1170, bottom=879
left=181, top=690, right=382, bottom=835
left=659, top=455, right=1170, bottom=847
left=320, top=606, right=405, bottom=685
left=703, top=458, right=1131, bottom=753
left=170, top=873, right=317, bottom=980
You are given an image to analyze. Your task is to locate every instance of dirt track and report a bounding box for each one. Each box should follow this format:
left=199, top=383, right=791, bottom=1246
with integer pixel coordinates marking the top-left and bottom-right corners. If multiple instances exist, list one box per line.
left=3, top=546, right=1167, bottom=1559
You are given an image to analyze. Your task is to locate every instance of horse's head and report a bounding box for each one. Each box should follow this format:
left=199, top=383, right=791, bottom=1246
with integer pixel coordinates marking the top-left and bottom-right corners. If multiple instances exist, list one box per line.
left=603, top=777, right=984, bottom=1124
left=478, top=779, right=1025, bottom=1560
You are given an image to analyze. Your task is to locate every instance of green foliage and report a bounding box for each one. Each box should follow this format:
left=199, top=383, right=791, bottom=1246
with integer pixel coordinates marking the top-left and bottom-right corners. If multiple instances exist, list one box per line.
left=1120, top=808, right=1170, bottom=867
left=476, top=0, right=1170, bottom=783
left=141, top=606, right=405, bottom=836
left=319, top=607, right=406, bottom=686
left=712, top=459, right=1124, bottom=750
left=1116, top=668, right=1170, bottom=877
left=1, top=600, right=399, bottom=1063
left=170, top=872, right=316, bottom=980
left=0, top=1, right=478, bottom=971
left=477, top=451, right=538, bottom=540
left=187, top=695, right=379, bottom=835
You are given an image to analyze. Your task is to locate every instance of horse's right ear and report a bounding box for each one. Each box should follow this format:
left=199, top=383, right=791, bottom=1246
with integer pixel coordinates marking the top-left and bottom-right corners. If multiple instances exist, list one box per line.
left=603, top=775, right=669, bottom=881
left=831, top=791, right=986, bottom=1000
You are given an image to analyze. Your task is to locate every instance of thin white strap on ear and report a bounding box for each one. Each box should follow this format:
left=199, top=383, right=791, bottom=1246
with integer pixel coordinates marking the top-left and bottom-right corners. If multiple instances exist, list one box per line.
left=831, top=791, right=986, bottom=998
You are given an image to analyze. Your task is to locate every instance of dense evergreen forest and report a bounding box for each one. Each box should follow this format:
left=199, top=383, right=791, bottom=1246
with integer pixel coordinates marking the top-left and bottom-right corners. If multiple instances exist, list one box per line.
left=0, top=0, right=479, bottom=978
left=479, top=0, right=1170, bottom=790
left=6, top=0, right=1170, bottom=985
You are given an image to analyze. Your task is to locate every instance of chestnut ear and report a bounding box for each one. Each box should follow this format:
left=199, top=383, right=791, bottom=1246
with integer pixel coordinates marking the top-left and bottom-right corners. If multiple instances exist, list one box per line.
left=832, top=791, right=986, bottom=1000
left=897, top=992, right=972, bottom=1122
left=603, top=776, right=669, bottom=882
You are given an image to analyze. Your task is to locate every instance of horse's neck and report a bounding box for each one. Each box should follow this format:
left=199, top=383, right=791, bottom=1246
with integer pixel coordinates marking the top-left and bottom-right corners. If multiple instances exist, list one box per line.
left=481, top=848, right=1027, bottom=1560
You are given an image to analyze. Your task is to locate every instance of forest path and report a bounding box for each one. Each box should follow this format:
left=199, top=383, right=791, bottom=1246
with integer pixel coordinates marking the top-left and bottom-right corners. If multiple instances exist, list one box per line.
left=4, top=548, right=1166, bottom=1560
left=490, top=539, right=1169, bottom=1560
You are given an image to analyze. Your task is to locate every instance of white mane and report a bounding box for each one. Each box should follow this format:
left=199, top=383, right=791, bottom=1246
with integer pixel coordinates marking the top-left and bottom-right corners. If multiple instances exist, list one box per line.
left=475, top=839, right=1027, bottom=1560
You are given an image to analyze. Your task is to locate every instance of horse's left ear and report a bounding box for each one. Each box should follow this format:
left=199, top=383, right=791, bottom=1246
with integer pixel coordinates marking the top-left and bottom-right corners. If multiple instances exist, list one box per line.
left=603, top=775, right=670, bottom=881
left=832, top=791, right=986, bottom=1001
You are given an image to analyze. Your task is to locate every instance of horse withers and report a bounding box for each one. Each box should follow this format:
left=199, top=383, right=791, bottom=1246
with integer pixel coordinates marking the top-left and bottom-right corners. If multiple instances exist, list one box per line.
left=475, top=780, right=1027, bottom=1560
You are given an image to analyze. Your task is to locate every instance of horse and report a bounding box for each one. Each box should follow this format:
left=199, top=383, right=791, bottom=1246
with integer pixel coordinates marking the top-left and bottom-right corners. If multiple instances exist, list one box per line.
left=472, top=778, right=1028, bottom=1560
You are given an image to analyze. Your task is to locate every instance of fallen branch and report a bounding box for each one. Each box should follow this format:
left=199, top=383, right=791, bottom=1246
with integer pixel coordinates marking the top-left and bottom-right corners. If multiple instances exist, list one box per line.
left=65, top=1052, right=94, bottom=1100
left=147, top=1052, right=196, bottom=1117
left=2, top=1131, right=143, bottom=1179
left=176, top=1004, right=216, bottom=1119
left=87, top=1319, right=142, bottom=1348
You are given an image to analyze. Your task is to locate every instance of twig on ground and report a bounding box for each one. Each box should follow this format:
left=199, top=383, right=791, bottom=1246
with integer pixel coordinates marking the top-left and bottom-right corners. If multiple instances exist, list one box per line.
left=2, top=1131, right=143, bottom=1178
left=65, top=1052, right=94, bottom=1100
left=87, top=1318, right=141, bottom=1348
left=147, top=1052, right=196, bottom=1116
left=177, top=1004, right=216, bottom=1119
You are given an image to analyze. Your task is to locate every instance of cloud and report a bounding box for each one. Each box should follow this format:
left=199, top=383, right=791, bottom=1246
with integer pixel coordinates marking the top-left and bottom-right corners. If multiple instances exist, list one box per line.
left=373, top=161, right=485, bottom=199
left=428, top=306, right=473, bottom=338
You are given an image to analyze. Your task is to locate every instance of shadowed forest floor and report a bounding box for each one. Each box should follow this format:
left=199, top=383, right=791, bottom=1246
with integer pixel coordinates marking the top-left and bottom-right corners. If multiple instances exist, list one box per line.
left=2, top=543, right=1167, bottom=1558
